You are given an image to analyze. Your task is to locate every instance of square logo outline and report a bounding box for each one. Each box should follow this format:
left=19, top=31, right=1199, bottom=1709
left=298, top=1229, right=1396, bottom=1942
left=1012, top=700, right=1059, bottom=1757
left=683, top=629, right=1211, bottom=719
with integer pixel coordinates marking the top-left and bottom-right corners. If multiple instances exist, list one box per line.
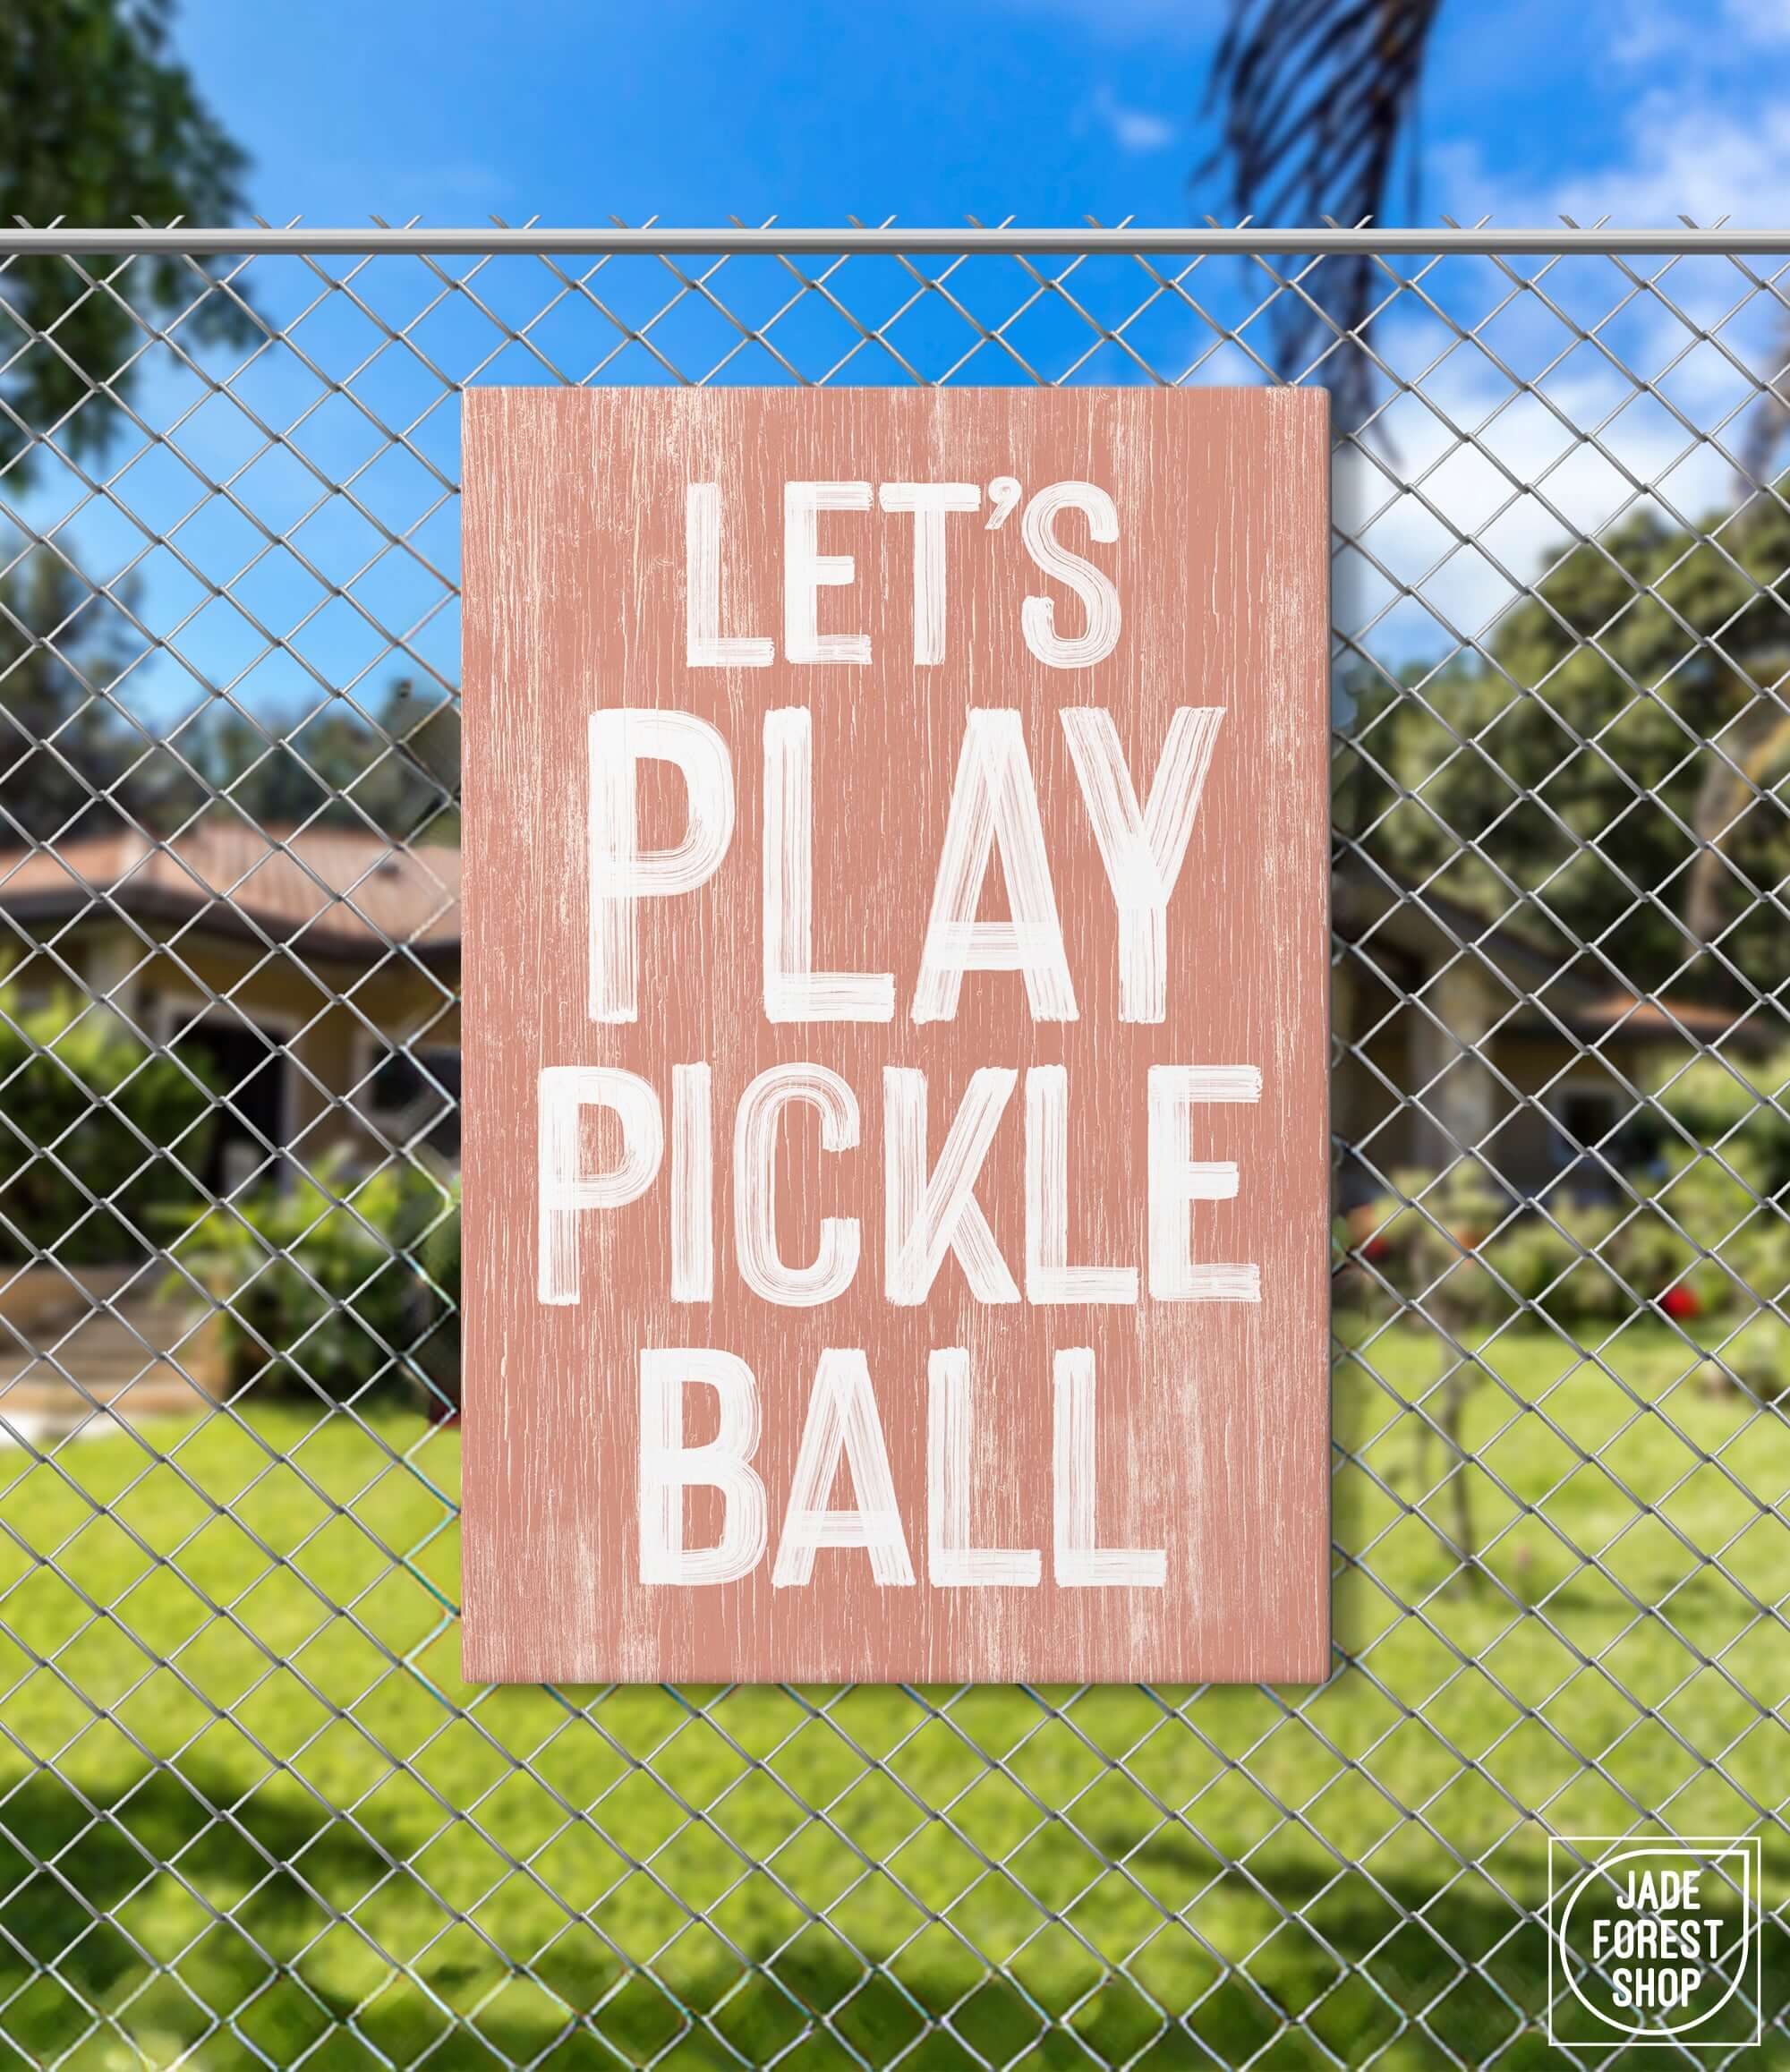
left=1547, top=1832, right=1762, bottom=2051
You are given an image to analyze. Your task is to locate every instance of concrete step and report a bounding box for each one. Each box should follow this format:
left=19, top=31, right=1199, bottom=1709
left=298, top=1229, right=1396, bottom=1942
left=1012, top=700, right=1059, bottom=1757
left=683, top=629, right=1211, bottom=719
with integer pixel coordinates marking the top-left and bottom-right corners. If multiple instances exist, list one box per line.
left=0, top=1308, right=215, bottom=1372
left=0, top=1290, right=228, bottom=1440
left=1, top=1371, right=210, bottom=1427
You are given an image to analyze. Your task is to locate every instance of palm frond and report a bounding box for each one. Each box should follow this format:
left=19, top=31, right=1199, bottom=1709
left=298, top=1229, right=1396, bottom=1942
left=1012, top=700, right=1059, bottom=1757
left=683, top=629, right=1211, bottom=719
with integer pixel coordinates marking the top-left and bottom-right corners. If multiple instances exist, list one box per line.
left=1202, top=0, right=1442, bottom=428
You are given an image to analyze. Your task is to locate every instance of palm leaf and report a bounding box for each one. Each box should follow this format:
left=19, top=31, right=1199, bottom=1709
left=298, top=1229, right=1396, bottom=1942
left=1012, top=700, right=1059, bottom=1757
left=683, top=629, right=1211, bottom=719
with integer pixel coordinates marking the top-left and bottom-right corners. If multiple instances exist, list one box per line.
left=1202, top=0, right=1442, bottom=428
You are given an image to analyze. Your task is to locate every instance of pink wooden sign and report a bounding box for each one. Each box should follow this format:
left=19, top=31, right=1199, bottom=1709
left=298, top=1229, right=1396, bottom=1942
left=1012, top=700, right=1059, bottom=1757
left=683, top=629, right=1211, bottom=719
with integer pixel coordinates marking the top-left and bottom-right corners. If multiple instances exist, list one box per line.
left=460, top=387, right=1330, bottom=1684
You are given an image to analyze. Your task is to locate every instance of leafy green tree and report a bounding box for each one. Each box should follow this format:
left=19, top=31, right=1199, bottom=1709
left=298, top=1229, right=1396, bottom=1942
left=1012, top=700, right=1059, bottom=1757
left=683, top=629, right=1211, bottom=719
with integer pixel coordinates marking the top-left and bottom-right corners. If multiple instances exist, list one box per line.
left=190, top=679, right=461, bottom=844
left=0, top=550, right=177, bottom=843
left=1203, top=0, right=1786, bottom=483
left=0, top=981, right=214, bottom=1263
left=1339, top=503, right=1790, bottom=999
left=0, top=0, right=252, bottom=476
left=0, top=1, right=252, bottom=853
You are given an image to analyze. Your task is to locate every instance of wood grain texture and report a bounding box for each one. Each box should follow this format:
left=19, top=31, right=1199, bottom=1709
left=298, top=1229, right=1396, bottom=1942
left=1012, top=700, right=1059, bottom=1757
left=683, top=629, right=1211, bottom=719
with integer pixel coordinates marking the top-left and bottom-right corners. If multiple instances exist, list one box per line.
left=460, top=387, right=1331, bottom=1684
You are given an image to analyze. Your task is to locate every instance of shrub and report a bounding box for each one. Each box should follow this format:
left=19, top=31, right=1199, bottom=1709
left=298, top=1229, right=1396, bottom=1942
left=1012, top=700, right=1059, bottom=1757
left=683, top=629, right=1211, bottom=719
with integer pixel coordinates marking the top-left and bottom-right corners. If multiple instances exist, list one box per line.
left=0, top=986, right=214, bottom=1265
left=1652, top=1051, right=1790, bottom=1196
left=167, top=1153, right=455, bottom=1401
left=1335, top=1048, right=1790, bottom=1334
left=1336, top=1164, right=1515, bottom=1328
left=1487, top=1207, right=1626, bottom=1325
left=1718, top=1216, right=1790, bottom=1322
left=1336, top=1175, right=1752, bottom=1332
left=1721, top=1314, right=1790, bottom=1403
left=1634, top=1049, right=1790, bottom=1324
left=415, top=1173, right=462, bottom=1414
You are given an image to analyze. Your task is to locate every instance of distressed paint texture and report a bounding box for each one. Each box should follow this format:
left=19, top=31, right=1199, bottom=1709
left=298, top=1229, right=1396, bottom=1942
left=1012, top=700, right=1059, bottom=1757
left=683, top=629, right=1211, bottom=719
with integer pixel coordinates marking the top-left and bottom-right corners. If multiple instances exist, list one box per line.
left=460, top=387, right=1331, bottom=1684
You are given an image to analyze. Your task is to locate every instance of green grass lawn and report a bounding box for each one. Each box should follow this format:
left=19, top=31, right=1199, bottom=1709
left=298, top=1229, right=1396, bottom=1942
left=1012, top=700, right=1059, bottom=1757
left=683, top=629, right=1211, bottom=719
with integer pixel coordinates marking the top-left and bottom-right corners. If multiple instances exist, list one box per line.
left=2, top=1322, right=1787, bottom=2069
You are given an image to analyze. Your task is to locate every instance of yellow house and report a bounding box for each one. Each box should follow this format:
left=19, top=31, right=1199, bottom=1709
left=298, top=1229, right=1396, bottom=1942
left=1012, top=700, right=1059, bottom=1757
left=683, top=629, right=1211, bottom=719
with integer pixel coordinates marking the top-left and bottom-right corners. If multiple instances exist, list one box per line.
left=0, top=823, right=461, bottom=1190
left=0, top=828, right=1760, bottom=1214
left=1333, top=853, right=1772, bottom=1207
left=0, top=823, right=1769, bottom=1435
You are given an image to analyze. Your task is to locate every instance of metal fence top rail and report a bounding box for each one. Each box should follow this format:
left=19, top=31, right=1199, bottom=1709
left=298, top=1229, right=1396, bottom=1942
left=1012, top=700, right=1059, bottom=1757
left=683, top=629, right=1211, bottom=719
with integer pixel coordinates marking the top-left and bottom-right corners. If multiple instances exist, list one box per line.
left=4, top=222, right=1790, bottom=257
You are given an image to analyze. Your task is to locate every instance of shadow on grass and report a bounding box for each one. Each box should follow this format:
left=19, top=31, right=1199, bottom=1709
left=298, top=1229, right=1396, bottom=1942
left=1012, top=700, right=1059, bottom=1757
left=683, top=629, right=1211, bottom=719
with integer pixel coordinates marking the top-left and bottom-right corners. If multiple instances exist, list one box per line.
left=1, top=1756, right=1786, bottom=2070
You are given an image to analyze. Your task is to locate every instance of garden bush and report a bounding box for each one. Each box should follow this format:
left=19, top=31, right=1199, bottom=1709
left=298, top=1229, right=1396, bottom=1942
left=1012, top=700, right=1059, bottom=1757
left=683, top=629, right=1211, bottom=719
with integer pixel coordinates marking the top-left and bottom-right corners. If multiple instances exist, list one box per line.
left=167, top=1152, right=457, bottom=1401
left=415, top=1172, right=462, bottom=1413
left=0, top=985, right=214, bottom=1266
left=1637, top=1047, right=1790, bottom=1321
left=1489, top=1206, right=1627, bottom=1324
left=1337, top=1163, right=1515, bottom=1328
left=1652, top=1049, right=1790, bottom=1191
left=1337, top=1052, right=1790, bottom=1334
left=1718, top=1311, right=1790, bottom=1400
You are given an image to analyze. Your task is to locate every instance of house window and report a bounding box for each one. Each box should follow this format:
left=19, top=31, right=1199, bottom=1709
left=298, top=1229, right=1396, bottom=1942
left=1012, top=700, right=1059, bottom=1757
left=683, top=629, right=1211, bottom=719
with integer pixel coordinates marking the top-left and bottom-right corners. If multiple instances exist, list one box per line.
left=364, top=1042, right=462, bottom=1159
left=1551, top=1086, right=1628, bottom=1200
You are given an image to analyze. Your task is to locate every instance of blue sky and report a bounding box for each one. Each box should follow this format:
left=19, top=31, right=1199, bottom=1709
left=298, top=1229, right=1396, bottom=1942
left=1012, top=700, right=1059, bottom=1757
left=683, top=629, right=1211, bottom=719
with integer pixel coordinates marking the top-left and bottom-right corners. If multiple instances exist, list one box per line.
left=25, top=0, right=1790, bottom=751
left=175, top=0, right=1790, bottom=235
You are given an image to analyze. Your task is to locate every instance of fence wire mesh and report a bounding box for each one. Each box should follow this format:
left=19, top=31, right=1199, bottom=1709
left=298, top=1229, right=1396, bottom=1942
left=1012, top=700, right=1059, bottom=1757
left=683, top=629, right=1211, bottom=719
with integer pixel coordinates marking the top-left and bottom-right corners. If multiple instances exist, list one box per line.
left=0, top=227, right=1786, bottom=2070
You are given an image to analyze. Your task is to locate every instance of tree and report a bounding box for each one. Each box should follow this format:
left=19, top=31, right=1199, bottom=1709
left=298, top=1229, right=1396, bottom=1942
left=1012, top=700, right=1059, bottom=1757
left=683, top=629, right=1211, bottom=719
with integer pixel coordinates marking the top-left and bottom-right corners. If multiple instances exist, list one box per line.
left=1203, top=0, right=1442, bottom=430
left=1204, top=3, right=1790, bottom=994
left=191, top=679, right=462, bottom=846
left=1339, top=502, right=1790, bottom=1001
left=0, top=1, right=253, bottom=853
left=0, top=549, right=180, bottom=843
left=1204, top=1, right=1789, bottom=482
left=0, top=0, right=252, bottom=477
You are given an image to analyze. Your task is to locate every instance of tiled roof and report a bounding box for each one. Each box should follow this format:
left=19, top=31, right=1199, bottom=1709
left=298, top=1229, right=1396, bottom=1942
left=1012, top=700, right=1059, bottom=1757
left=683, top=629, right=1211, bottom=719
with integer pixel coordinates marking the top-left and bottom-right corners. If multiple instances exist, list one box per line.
left=1333, top=850, right=1772, bottom=1049
left=1, top=832, right=1766, bottom=1048
left=0, top=824, right=460, bottom=961
left=1567, top=992, right=1763, bottom=1044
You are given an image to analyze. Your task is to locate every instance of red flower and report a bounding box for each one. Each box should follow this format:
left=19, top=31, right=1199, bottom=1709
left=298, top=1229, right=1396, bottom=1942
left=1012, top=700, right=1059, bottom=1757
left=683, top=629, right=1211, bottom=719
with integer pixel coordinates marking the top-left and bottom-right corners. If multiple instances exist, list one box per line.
left=1660, top=1284, right=1701, bottom=1321
left=1363, top=1234, right=1392, bottom=1263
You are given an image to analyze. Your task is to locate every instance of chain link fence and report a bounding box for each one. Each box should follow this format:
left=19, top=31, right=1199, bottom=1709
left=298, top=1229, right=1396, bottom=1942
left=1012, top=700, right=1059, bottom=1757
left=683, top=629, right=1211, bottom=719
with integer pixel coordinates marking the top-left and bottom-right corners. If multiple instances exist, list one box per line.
left=0, top=225, right=1786, bottom=2069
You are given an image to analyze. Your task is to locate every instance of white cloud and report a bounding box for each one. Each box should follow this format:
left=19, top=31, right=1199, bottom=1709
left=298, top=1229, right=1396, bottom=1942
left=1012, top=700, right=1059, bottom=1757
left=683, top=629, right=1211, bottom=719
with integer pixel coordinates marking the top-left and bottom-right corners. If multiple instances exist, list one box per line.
left=1598, top=0, right=1790, bottom=70
left=1334, top=48, right=1790, bottom=667
left=1721, top=0, right=1790, bottom=47
left=1548, top=96, right=1790, bottom=228
left=1431, top=98, right=1790, bottom=232
left=1607, top=1, right=1689, bottom=70
left=1090, top=83, right=1176, bottom=154
left=1333, top=344, right=1752, bottom=667
left=1432, top=0, right=1790, bottom=233
left=1109, top=0, right=1789, bottom=661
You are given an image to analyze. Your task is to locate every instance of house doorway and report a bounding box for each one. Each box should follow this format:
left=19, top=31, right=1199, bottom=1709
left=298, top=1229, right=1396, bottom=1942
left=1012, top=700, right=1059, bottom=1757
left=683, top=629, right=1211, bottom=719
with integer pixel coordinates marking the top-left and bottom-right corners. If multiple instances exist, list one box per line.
left=168, top=1013, right=295, bottom=1197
